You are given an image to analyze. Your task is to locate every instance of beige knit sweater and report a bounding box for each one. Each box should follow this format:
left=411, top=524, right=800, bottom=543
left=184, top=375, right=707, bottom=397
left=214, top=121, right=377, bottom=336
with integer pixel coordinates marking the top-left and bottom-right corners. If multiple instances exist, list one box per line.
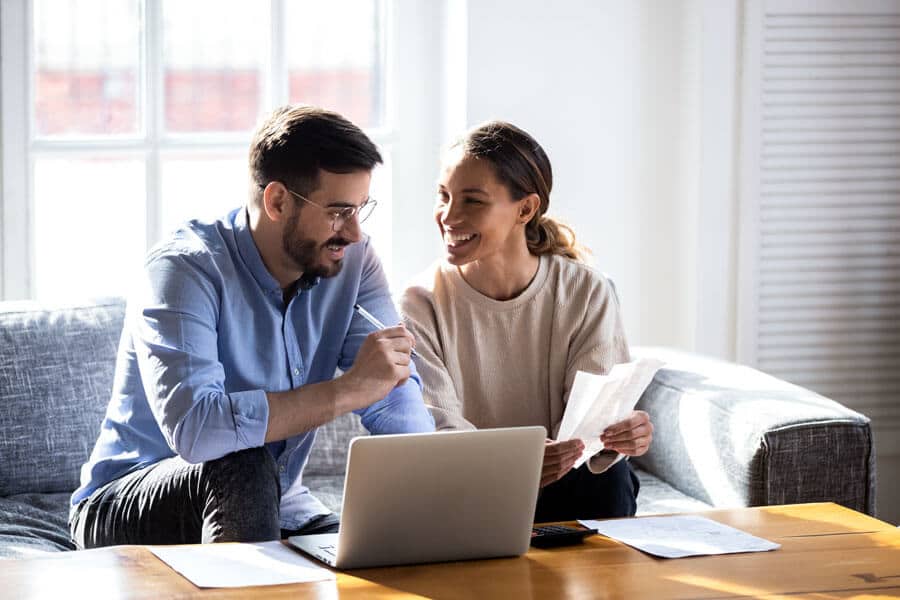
left=400, top=253, right=631, bottom=473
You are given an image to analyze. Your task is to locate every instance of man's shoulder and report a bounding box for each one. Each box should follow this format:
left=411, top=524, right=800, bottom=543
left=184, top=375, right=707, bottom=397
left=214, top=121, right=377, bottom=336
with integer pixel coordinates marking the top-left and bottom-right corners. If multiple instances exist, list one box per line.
left=147, top=215, right=233, bottom=267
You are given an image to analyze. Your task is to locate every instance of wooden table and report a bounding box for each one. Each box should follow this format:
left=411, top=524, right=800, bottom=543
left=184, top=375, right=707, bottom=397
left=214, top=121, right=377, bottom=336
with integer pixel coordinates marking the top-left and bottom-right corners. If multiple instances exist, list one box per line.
left=5, top=503, right=899, bottom=599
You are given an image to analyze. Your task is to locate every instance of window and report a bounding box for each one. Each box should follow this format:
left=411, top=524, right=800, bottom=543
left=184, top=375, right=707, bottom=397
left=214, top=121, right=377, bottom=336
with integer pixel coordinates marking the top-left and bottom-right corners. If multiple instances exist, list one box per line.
left=2, top=0, right=393, bottom=300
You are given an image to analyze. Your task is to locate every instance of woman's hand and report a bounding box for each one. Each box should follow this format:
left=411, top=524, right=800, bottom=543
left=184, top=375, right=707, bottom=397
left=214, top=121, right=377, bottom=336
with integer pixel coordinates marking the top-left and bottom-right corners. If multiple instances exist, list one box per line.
left=600, top=410, right=653, bottom=456
left=541, top=438, right=584, bottom=488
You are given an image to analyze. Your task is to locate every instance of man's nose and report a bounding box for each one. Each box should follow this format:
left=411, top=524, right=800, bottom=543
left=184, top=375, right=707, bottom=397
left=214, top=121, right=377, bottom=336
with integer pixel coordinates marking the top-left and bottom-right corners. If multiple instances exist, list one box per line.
left=337, top=214, right=363, bottom=241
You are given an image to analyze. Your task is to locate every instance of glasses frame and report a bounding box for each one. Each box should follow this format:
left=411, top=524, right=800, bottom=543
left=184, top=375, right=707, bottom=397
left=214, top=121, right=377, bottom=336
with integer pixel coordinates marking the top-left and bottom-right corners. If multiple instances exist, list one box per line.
left=262, top=182, right=377, bottom=232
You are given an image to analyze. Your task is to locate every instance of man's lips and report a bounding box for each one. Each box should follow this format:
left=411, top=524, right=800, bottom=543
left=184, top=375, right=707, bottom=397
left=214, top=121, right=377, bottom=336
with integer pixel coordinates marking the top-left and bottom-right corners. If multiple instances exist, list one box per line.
left=323, top=238, right=351, bottom=250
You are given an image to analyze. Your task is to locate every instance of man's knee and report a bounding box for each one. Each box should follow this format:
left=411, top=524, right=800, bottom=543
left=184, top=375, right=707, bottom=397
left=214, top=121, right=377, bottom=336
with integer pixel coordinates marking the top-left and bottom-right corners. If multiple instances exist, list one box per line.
left=202, top=446, right=280, bottom=499
left=200, top=447, right=281, bottom=542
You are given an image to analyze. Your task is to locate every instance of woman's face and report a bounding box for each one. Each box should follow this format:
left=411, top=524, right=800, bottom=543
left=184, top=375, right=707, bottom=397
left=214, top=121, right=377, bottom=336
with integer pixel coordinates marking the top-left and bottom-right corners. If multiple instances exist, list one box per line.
left=434, top=152, right=527, bottom=267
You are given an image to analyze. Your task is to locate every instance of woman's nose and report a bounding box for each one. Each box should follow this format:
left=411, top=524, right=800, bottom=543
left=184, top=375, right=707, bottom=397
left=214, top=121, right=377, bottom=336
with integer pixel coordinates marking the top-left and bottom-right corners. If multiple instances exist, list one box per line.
left=438, top=198, right=462, bottom=224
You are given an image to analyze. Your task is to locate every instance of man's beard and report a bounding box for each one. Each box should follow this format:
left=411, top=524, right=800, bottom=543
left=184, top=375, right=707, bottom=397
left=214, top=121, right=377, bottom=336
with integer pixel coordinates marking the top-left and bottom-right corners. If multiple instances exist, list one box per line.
left=282, top=212, right=349, bottom=280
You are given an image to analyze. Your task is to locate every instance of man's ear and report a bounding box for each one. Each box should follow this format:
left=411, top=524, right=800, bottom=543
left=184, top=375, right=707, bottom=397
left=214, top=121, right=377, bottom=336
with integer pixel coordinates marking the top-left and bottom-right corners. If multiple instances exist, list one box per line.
left=262, top=182, right=292, bottom=223
left=518, top=193, right=540, bottom=224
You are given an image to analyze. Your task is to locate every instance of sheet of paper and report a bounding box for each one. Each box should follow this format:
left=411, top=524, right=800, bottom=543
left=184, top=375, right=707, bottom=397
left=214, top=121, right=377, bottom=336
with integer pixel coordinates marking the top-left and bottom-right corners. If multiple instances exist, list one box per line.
left=556, top=358, right=663, bottom=468
left=148, top=540, right=335, bottom=588
left=578, top=515, right=781, bottom=559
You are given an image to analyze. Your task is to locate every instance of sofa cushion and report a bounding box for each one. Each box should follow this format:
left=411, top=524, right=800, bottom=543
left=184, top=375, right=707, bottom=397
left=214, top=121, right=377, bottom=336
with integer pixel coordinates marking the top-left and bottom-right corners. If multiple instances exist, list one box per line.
left=0, top=492, right=73, bottom=558
left=634, top=468, right=712, bottom=516
left=0, top=299, right=125, bottom=496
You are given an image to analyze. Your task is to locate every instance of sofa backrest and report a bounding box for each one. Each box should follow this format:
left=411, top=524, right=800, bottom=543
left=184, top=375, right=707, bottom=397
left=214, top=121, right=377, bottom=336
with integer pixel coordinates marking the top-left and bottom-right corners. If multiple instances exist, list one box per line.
left=305, top=410, right=367, bottom=477
left=0, top=299, right=125, bottom=496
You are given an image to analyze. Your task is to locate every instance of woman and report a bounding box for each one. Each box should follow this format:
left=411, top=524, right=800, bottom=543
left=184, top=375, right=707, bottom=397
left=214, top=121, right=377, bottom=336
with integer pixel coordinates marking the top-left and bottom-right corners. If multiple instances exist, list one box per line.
left=400, top=121, right=653, bottom=521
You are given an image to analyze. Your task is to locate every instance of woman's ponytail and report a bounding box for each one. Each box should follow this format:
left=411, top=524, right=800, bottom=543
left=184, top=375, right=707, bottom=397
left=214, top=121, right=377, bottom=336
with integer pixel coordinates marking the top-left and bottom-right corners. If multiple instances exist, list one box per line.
left=526, top=215, right=589, bottom=262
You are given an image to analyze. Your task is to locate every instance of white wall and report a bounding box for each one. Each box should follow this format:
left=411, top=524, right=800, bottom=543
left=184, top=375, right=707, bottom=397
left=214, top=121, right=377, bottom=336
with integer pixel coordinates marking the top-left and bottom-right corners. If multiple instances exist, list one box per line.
left=431, top=0, right=707, bottom=350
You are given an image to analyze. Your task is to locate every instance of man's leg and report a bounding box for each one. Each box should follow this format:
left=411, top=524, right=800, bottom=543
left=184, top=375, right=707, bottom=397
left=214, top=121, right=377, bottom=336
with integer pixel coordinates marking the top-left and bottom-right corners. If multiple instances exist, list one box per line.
left=533, top=459, right=640, bottom=523
left=280, top=512, right=341, bottom=538
left=70, top=447, right=281, bottom=549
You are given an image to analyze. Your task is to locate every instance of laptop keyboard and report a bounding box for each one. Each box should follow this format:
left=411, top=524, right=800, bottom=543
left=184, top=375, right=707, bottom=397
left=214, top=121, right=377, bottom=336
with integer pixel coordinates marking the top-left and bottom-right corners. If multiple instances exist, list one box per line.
left=317, top=544, right=336, bottom=558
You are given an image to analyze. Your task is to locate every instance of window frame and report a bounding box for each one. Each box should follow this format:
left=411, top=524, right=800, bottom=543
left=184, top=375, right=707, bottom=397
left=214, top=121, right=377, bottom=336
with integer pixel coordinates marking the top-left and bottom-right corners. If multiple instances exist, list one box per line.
left=1, top=0, right=396, bottom=300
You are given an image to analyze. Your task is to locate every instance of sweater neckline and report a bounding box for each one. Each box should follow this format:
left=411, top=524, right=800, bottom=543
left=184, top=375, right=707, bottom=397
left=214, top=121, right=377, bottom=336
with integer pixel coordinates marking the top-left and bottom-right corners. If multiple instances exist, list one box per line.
left=444, top=254, right=550, bottom=311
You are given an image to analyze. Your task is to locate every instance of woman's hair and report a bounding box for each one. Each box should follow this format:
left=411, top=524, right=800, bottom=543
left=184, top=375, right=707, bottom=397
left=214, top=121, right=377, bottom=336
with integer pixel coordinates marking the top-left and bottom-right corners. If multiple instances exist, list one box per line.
left=452, top=120, right=588, bottom=262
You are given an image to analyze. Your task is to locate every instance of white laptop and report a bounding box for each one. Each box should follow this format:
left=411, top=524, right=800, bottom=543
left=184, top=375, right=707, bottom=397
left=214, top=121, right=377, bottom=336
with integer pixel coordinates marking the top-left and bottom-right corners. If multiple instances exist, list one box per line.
left=288, top=426, right=545, bottom=569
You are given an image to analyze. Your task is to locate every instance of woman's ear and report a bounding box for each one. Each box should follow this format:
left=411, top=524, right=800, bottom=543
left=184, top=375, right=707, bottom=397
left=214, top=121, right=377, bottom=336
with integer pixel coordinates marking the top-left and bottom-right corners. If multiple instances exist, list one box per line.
left=262, top=182, right=291, bottom=223
left=518, top=193, right=541, bottom=224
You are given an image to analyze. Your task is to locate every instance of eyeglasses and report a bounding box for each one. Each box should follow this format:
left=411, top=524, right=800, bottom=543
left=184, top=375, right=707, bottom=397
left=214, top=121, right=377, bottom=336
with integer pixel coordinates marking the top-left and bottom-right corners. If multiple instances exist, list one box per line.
left=284, top=187, right=377, bottom=232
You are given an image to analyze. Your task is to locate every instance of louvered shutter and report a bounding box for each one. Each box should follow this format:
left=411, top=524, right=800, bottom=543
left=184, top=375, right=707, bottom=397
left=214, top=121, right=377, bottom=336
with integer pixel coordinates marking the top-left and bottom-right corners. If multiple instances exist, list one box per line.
left=738, top=1, right=900, bottom=441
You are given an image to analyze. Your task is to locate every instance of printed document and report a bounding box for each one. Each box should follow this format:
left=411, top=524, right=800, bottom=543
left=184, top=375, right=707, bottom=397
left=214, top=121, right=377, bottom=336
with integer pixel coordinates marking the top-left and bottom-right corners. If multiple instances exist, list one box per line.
left=578, top=515, right=781, bottom=558
left=557, top=358, right=663, bottom=468
left=148, top=540, right=335, bottom=588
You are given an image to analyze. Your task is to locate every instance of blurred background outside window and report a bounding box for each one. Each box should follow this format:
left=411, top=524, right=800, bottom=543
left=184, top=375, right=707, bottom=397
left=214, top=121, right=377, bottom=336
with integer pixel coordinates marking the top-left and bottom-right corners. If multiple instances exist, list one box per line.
left=28, top=0, right=388, bottom=300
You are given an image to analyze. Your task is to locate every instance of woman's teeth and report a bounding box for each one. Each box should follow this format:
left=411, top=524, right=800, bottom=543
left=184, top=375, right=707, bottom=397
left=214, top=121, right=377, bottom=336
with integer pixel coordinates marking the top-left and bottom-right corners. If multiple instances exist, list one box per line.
left=445, top=232, right=476, bottom=246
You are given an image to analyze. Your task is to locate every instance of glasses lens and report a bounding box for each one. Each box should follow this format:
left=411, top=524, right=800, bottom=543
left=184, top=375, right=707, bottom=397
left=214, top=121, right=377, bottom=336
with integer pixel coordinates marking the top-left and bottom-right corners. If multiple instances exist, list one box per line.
left=357, top=198, right=376, bottom=224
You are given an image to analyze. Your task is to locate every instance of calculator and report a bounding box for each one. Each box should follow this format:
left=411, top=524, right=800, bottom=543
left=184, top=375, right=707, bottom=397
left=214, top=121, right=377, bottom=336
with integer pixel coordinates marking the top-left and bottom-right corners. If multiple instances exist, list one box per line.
left=530, top=524, right=597, bottom=548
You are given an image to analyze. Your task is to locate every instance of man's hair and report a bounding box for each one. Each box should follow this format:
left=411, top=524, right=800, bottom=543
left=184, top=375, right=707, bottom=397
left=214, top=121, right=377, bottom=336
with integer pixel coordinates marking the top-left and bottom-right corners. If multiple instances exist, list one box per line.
left=249, top=105, right=382, bottom=202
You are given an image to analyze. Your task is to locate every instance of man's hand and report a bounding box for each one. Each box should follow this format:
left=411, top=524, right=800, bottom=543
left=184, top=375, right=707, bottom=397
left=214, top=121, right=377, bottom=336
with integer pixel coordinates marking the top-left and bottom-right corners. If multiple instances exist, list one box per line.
left=600, top=410, right=653, bottom=456
left=540, top=438, right=584, bottom=488
left=338, top=325, right=416, bottom=410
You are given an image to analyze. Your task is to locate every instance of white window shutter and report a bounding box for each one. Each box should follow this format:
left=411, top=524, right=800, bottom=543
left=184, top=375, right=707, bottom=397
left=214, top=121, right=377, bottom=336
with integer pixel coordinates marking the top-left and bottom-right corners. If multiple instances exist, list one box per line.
left=738, top=0, right=900, bottom=442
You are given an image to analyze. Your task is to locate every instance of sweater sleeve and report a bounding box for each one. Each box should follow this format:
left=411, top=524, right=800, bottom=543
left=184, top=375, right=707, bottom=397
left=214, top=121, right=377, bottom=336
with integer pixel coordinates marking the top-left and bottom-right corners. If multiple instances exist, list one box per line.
left=562, top=273, right=632, bottom=474
left=400, top=284, right=476, bottom=431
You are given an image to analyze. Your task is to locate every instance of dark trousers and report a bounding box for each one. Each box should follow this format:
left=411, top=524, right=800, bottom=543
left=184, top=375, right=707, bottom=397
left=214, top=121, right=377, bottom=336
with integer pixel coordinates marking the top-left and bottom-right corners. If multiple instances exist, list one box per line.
left=534, top=459, right=639, bottom=522
left=69, top=447, right=338, bottom=549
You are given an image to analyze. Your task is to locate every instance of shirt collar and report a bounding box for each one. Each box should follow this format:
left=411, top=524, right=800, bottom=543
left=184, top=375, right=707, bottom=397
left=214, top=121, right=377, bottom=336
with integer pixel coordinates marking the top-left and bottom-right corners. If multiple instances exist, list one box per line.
left=233, top=206, right=322, bottom=298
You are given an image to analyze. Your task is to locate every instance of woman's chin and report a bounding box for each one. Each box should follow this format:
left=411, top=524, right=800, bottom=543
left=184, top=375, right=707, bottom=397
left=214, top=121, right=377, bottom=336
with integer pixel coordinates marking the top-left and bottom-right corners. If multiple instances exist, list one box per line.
left=444, top=247, right=475, bottom=266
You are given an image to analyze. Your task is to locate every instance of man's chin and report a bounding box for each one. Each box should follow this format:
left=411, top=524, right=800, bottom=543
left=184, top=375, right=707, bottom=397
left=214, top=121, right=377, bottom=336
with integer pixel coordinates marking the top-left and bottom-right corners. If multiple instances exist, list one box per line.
left=307, top=258, right=343, bottom=280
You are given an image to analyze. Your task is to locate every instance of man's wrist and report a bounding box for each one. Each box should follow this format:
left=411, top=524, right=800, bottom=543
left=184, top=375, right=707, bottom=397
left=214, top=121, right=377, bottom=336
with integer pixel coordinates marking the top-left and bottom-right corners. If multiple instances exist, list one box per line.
left=331, top=373, right=366, bottom=415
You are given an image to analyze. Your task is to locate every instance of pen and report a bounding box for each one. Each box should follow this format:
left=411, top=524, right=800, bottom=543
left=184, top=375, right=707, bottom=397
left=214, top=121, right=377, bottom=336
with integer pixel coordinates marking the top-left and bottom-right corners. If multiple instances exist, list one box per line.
left=353, top=303, right=419, bottom=357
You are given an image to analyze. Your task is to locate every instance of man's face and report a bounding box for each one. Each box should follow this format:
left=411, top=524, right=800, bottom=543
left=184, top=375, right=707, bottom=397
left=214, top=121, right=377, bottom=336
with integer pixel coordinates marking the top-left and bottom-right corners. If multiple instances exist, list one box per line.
left=281, top=169, right=370, bottom=280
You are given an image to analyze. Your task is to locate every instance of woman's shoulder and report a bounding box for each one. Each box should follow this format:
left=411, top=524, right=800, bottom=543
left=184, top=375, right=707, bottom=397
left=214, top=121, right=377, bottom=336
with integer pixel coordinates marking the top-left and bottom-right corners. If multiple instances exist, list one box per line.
left=399, top=261, right=452, bottom=313
left=543, top=254, right=617, bottom=301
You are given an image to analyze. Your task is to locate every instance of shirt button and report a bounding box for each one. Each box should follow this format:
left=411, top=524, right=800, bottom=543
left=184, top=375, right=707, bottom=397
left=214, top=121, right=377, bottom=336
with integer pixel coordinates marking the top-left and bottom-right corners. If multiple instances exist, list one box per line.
left=293, top=368, right=300, bottom=376
left=279, top=466, right=285, bottom=473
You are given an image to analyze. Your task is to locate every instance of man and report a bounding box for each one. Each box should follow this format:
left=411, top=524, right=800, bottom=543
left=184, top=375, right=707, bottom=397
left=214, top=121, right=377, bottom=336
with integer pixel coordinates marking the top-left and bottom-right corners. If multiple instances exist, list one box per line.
left=70, top=105, right=434, bottom=547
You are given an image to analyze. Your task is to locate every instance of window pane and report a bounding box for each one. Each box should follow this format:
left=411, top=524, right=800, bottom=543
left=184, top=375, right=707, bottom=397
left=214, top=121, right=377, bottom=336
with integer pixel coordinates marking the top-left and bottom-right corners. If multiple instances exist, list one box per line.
left=160, top=154, right=248, bottom=237
left=33, top=0, right=141, bottom=137
left=33, top=157, right=146, bottom=300
left=285, top=0, right=384, bottom=128
left=365, top=153, right=392, bottom=281
left=163, top=0, right=267, bottom=133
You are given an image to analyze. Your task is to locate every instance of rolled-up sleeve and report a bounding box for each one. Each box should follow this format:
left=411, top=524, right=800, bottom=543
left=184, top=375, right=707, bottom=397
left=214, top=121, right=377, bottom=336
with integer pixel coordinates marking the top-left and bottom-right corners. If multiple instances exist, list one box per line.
left=133, top=253, right=269, bottom=463
left=339, top=240, right=435, bottom=434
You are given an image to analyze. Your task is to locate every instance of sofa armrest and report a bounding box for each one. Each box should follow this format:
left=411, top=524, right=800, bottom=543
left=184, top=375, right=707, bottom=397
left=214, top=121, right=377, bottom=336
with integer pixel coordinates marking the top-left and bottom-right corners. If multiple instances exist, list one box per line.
left=631, top=347, right=876, bottom=515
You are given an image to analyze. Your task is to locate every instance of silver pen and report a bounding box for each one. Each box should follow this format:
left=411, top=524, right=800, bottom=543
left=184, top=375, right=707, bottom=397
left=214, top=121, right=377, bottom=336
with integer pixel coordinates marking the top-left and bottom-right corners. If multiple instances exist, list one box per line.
left=353, top=303, right=419, bottom=357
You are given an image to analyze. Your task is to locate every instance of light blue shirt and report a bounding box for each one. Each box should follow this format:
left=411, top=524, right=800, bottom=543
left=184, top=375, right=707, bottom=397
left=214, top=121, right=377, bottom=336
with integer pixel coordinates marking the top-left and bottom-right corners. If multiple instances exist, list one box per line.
left=72, top=208, right=435, bottom=529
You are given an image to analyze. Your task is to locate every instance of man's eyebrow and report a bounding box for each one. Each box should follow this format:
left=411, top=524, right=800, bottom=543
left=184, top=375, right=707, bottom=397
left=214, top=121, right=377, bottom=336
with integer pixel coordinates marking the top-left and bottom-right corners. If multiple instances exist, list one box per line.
left=460, top=187, right=488, bottom=195
left=324, top=199, right=365, bottom=208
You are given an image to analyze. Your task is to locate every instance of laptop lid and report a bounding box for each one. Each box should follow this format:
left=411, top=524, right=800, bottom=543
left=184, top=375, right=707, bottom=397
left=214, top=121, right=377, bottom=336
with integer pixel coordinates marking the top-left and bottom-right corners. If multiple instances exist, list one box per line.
left=296, top=426, right=545, bottom=570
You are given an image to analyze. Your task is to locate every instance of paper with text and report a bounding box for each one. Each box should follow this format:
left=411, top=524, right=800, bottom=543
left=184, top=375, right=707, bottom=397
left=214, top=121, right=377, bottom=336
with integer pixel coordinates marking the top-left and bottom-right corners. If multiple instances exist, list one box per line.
left=557, top=358, right=663, bottom=468
left=148, top=540, right=335, bottom=588
left=578, top=515, right=781, bottom=558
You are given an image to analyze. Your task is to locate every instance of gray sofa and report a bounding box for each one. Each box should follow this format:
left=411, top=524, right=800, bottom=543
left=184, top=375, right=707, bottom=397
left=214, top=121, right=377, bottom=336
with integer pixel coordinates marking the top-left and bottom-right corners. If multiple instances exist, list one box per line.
left=0, top=298, right=876, bottom=559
